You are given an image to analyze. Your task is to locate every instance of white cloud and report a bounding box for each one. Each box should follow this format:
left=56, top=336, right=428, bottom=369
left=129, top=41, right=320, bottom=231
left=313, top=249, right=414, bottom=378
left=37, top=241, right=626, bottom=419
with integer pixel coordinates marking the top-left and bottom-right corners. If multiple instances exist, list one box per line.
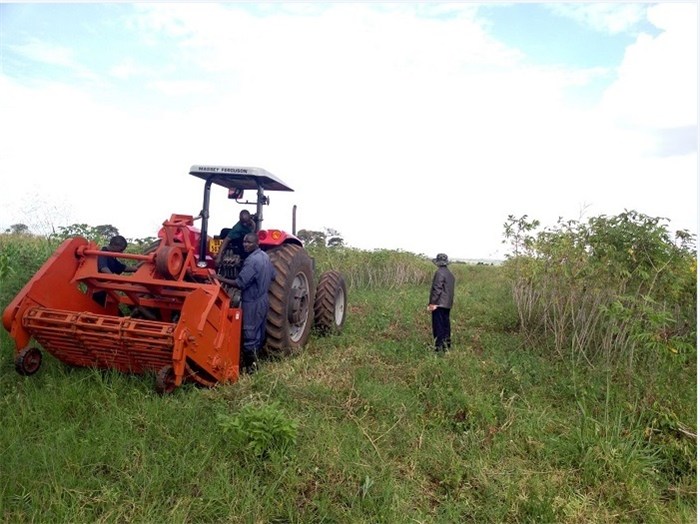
left=547, top=3, right=649, bottom=35
left=10, top=39, right=77, bottom=68
left=599, top=3, right=697, bottom=130
left=9, top=38, right=100, bottom=83
left=109, top=59, right=143, bottom=80
left=147, top=79, right=214, bottom=96
left=0, top=3, right=696, bottom=259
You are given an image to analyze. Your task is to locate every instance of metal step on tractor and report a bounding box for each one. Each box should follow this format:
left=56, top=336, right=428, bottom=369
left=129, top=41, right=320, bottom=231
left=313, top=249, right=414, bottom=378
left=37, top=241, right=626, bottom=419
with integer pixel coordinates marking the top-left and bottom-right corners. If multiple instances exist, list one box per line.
left=2, top=165, right=347, bottom=394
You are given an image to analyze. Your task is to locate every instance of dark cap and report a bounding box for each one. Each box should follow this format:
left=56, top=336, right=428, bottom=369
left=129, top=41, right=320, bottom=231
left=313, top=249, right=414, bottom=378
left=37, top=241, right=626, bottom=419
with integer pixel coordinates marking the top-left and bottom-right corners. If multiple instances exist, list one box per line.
left=433, top=253, right=449, bottom=266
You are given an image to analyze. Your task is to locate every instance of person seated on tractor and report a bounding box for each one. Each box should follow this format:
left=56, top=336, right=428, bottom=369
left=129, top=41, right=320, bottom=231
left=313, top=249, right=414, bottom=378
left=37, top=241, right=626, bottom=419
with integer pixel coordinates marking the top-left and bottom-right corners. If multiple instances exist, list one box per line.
left=93, top=235, right=136, bottom=307
left=215, top=210, right=256, bottom=266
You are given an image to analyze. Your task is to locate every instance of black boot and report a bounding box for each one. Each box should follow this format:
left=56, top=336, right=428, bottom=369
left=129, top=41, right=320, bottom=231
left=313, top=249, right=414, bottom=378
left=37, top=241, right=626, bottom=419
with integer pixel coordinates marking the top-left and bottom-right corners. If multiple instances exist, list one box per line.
left=243, top=352, right=258, bottom=375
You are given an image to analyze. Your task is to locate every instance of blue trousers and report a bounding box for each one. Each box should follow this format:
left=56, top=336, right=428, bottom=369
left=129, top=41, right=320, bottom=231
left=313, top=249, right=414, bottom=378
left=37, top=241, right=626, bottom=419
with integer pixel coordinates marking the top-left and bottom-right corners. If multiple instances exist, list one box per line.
left=432, top=307, right=451, bottom=350
left=242, top=297, right=269, bottom=359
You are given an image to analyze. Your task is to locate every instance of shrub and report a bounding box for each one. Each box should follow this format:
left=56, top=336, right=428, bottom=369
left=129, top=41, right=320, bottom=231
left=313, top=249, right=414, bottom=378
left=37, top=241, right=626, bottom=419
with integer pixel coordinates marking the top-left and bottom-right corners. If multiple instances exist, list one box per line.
left=217, top=402, right=299, bottom=459
left=502, top=211, right=696, bottom=374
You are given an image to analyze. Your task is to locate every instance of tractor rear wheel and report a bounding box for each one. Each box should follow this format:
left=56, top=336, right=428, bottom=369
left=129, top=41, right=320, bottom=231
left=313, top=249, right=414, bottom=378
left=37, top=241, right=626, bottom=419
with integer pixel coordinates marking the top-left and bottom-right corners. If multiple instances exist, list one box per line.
left=314, top=270, right=347, bottom=335
left=266, top=244, right=315, bottom=354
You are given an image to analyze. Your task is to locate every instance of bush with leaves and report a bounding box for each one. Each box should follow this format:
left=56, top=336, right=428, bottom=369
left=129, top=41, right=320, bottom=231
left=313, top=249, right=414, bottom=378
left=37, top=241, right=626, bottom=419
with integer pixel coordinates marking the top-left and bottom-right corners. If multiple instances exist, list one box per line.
left=217, top=402, right=299, bottom=459
left=502, top=211, right=696, bottom=374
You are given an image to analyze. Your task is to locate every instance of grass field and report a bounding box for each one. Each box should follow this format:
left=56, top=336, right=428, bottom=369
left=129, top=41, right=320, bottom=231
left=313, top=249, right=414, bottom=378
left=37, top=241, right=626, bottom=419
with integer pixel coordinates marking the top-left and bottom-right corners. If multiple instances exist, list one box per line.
left=0, top=237, right=696, bottom=523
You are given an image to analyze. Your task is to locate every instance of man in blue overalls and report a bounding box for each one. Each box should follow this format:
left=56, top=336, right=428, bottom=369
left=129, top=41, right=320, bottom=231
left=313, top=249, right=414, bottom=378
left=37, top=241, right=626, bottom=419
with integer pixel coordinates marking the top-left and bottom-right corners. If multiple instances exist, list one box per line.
left=218, top=232, right=276, bottom=374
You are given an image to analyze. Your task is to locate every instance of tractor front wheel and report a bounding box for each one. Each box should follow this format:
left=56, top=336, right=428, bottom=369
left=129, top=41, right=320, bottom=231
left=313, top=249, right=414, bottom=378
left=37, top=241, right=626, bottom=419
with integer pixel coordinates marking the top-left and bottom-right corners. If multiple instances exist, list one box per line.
left=266, top=244, right=315, bottom=355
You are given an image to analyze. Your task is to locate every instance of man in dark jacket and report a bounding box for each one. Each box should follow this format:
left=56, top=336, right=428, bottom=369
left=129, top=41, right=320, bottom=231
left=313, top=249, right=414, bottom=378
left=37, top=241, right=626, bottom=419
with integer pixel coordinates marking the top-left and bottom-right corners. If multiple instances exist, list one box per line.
left=93, top=235, right=135, bottom=307
left=428, top=253, right=455, bottom=352
left=217, top=233, right=276, bottom=373
left=215, top=210, right=256, bottom=265
left=98, top=235, right=131, bottom=274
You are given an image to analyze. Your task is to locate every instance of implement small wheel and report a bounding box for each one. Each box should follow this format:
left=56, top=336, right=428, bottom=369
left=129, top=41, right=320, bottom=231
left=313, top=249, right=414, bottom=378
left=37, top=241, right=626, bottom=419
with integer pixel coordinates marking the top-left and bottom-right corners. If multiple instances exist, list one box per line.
left=155, top=366, right=177, bottom=395
left=15, top=347, right=42, bottom=376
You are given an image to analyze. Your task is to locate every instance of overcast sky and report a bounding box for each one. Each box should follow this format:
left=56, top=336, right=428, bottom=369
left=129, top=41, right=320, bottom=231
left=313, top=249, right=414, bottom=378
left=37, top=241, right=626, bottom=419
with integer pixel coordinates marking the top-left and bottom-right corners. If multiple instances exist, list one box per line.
left=1, top=2, right=697, bottom=260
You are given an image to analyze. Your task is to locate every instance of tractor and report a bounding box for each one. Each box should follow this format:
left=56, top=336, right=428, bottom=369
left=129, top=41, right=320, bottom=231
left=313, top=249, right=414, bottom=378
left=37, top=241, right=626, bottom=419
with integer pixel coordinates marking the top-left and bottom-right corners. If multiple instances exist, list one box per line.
left=2, top=165, right=347, bottom=393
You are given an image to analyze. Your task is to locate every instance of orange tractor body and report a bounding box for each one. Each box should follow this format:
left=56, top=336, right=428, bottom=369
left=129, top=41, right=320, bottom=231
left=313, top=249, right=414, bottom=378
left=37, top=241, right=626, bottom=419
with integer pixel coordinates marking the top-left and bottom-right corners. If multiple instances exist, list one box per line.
left=2, top=165, right=347, bottom=393
left=3, top=219, right=242, bottom=393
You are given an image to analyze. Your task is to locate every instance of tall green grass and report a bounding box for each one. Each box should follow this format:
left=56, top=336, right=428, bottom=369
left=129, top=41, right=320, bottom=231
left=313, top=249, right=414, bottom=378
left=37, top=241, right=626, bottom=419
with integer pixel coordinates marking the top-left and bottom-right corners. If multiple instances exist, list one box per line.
left=308, top=246, right=434, bottom=289
left=0, top=234, right=59, bottom=304
left=0, top=232, right=696, bottom=523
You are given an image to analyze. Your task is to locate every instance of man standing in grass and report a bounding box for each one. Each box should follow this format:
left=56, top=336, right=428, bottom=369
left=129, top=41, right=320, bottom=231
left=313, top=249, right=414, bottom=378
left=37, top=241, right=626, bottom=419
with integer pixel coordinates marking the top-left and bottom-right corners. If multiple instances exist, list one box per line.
left=427, top=253, right=455, bottom=352
left=217, top=233, right=276, bottom=374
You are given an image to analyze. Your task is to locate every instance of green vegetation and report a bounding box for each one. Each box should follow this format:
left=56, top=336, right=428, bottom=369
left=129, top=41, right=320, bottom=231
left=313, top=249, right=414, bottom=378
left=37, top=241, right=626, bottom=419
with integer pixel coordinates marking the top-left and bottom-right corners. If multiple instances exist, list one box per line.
left=503, top=211, right=696, bottom=375
left=0, top=213, right=695, bottom=523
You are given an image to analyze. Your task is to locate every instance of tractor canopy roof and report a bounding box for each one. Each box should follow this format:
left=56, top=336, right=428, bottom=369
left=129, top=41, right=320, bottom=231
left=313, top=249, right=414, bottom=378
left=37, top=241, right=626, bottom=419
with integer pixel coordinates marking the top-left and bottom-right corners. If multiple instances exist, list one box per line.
left=189, top=165, right=294, bottom=192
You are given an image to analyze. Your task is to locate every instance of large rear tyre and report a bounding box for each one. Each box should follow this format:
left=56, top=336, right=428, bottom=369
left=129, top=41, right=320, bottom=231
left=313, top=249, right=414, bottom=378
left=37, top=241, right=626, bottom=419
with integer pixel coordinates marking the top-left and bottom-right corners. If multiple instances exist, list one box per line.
left=314, top=270, right=347, bottom=335
left=15, top=347, right=42, bottom=376
left=266, top=244, right=316, bottom=354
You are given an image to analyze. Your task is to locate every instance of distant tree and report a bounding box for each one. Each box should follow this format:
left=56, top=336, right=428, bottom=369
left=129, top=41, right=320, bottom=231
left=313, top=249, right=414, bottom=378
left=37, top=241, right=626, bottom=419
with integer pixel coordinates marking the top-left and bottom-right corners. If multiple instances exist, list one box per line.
left=52, top=223, right=92, bottom=241
left=297, top=228, right=345, bottom=248
left=129, top=236, right=158, bottom=250
left=51, top=223, right=120, bottom=244
left=95, top=224, right=120, bottom=239
left=297, top=229, right=327, bottom=247
left=6, top=223, right=30, bottom=235
left=325, top=228, right=345, bottom=248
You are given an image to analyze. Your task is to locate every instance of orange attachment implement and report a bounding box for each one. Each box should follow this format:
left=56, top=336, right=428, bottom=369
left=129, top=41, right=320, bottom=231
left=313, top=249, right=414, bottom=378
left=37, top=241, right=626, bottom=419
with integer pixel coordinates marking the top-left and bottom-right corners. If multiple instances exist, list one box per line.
left=3, top=224, right=242, bottom=394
